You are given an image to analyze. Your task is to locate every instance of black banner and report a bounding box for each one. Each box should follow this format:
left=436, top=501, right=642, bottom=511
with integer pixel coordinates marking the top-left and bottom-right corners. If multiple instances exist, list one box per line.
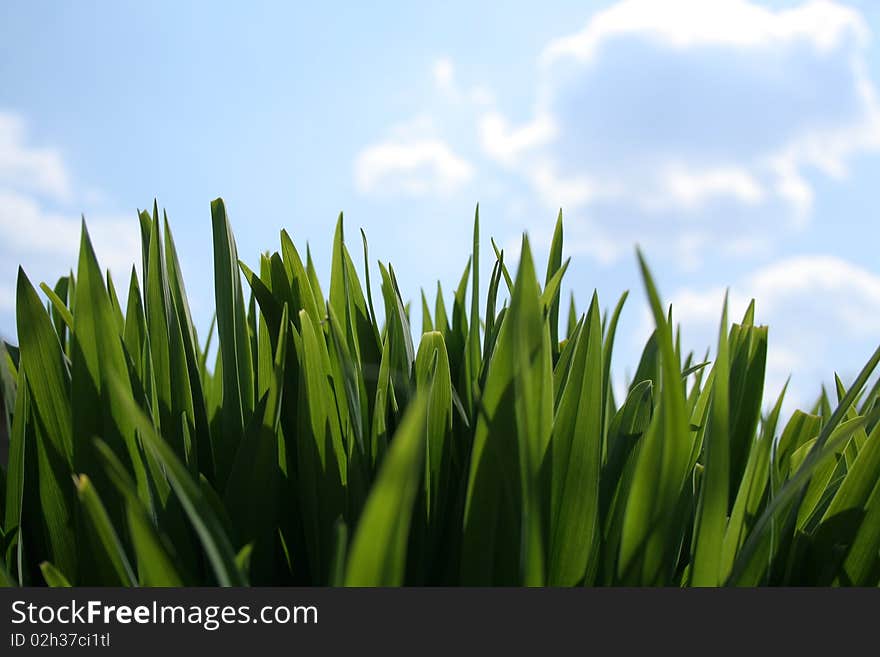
left=0, top=587, right=876, bottom=654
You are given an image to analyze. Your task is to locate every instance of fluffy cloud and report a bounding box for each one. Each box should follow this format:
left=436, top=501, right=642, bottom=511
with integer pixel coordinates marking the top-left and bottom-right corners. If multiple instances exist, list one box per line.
left=479, top=112, right=558, bottom=168
left=0, top=113, right=71, bottom=201
left=354, top=138, right=474, bottom=196
left=0, top=110, right=139, bottom=338
left=433, top=57, right=456, bottom=96
left=541, top=0, right=868, bottom=61
left=353, top=56, right=501, bottom=199
left=480, top=0, right=880, bottom=264
left=354, top=114, right=475, bottom=197
left=0, top=189, right=136, bottom=267
left=432, top=57, right=496, bottom=106
left=657, top=254, right=880, bottom=408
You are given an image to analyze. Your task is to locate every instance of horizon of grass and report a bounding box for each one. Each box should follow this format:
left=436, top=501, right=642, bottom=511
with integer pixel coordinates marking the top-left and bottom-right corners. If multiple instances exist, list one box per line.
left=1, top=198, right=879, bottom=587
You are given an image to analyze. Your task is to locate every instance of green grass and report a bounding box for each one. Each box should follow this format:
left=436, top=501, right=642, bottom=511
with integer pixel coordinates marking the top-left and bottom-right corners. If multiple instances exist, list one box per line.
left=1, top=198, right=879, bottom=587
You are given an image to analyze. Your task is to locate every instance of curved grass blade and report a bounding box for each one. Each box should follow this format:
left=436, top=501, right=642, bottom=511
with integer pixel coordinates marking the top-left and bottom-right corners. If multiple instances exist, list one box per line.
left=345, top=395, right=427, bottom=586
left=39, top=561, right=71, bottom=587
left=93, top=440, right=183, bottom=586
left=74, top=474, right=136, bottom=586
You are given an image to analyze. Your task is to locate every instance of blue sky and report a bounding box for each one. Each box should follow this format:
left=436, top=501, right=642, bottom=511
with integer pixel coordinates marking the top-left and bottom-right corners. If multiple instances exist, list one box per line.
left=2, top=0, right=880, bottom=409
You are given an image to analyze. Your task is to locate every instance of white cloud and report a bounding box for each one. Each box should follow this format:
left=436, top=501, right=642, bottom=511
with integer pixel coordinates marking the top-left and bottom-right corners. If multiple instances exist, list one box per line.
left=770, top=155, right=814, bottom=223
left=658, top=164, right=764, bottom=210
left=658, top=254, right=880, bottom=408
left=0, top=189, right=138, bottom=272
left=0, top=109, right=140, bottom=338
left=479, top=112, right=557, bottom=166
left=479, top=0, right=880, bottom=264
left=354, top=56, right=513, bottom=199
left=433, top=57, right=455, bottom=94
left=748, top=255, right=880, bottom=337
left=432, top=57, right=497, bottom=107
left=354, top=133, right=474, bottom=197
left=0, top=112, right=71, bottom=201
left=564, top=228, right=627, bottom=266
left=541, top=0, right=868, bottom=64
left=668, top=255, right=880, bottom=336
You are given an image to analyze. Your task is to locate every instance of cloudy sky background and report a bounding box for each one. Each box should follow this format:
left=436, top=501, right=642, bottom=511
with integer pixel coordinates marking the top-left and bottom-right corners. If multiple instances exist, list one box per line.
left=2, top=0, right=880, bottom=410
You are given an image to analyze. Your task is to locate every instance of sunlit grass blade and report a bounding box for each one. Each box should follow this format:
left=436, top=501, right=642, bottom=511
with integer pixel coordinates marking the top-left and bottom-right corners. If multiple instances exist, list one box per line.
left=617, top=251, right=691, bottom=585
left=39, top=561, right=72, bottom=587
left=345, top=396, right=427, bottom=586
left=461, top=236, right=550, bottom=585
left=548, top=292, right=603, bottom=585
left=728, top=342, right=880, bottom=585
left=74, top=473, right=137, bottom=586
left=545, top=210, right=564, bottom=360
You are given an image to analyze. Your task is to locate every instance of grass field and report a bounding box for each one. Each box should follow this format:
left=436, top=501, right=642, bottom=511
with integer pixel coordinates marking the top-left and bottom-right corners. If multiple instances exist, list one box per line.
left=1, top=198, right=879, bottom=587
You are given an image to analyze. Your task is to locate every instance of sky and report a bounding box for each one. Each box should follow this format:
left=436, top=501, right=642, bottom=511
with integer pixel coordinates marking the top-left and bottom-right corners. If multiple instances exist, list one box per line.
left=2, top=0, right=880, bottom=410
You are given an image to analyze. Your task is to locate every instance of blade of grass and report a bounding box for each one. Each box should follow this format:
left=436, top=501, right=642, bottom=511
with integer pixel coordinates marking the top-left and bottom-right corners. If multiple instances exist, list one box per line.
left=345, top=395, right=427, bottom=586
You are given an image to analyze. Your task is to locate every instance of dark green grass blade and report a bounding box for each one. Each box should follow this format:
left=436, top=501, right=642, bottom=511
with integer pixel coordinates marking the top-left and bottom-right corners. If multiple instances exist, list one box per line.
left=690, top=293, right=729, bottom=586
left=93, top=439, right=183, bottom=586
left=113, top=382, right=246, bottom=586
left=211, top=198, right=254, bottom=483
left=16, top=269, right=77, bottom=580
left=223, top=306, right=288, bottom=560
